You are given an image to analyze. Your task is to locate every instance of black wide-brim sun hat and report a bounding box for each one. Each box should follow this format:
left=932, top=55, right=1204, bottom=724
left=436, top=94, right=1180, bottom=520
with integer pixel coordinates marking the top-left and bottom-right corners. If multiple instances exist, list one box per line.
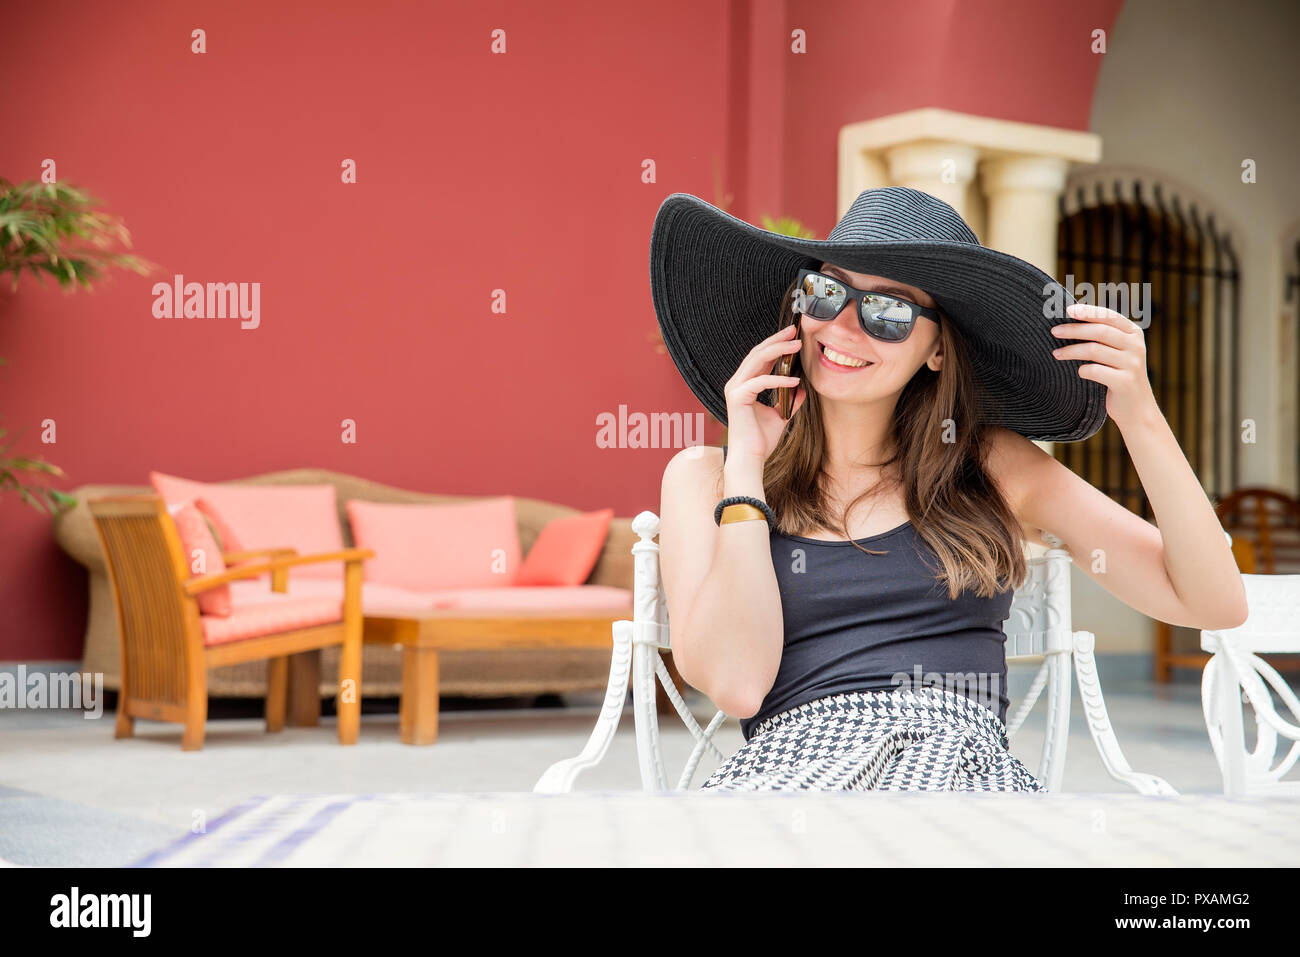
left=648, top=187, right=1107, bottom=443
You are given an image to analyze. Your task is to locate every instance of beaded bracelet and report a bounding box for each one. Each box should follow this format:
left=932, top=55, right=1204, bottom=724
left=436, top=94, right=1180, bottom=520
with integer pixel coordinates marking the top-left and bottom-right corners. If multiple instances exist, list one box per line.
left=713, top=495, right=776, bottom=530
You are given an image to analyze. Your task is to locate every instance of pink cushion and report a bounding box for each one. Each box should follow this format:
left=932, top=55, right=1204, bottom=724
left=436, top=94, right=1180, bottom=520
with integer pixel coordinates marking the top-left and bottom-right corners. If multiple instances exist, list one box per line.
left=201, top=594, right=343, bottom=646
left=151, top=471, right=343, bottom=579
left=168, top=501, right=232, bottom=617
left=346, top=497, right=521, bottom=590
left=227, top=578, right=458, bottom=614
left=516, top=508, right=614, bottom=586
left=194, top=496, right=246, bottom=554
left=225, top=579, right=629, bottom=614
left=419, top=585, right=632, bottom=611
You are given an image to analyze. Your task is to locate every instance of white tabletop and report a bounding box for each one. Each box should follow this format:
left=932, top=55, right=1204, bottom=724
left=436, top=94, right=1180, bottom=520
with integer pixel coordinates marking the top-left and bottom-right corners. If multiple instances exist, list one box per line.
left=137, top=790, right=1298, bottom=867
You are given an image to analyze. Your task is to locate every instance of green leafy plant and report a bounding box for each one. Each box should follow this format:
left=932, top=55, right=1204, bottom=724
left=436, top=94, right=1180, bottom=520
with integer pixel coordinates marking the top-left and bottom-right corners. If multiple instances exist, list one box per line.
left=0, top=424, right=74, bottom=512
left=758, top=213, right=817, bottom=239
left=0, top=178, right=154, bottom=291
left=0, top=177, right=157, bottom=512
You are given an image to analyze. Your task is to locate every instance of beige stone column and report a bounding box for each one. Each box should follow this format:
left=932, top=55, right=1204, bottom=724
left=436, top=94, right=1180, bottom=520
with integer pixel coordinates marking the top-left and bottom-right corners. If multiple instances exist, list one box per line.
left=883, top=141, right=983, bottom=236
left=979, top=155, right=1072, bottom=275
left=837, top=108, right=1100, bottom=235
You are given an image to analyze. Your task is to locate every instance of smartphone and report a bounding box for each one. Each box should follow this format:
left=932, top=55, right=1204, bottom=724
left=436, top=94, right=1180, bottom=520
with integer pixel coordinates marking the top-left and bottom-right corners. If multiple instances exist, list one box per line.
left=775, top=318, right=802, bottom=419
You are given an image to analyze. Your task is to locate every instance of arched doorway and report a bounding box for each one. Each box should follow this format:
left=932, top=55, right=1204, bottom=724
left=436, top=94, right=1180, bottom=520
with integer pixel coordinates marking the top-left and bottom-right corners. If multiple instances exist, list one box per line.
left=1054, top=176, right=1242, bottom=517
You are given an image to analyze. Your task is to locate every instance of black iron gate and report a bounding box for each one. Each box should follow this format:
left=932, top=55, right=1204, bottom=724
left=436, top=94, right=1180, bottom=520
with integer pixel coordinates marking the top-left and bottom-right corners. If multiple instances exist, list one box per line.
left=1290, top=240, right=1300, bottom=481
left=1054, top=179, right=1241, bottom=518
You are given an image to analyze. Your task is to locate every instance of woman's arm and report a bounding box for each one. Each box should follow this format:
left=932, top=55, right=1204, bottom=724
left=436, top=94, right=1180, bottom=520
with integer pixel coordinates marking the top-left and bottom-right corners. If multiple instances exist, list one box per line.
left=659, top=445, right=785, bottom=717
left=986, top=301, right=1248, bottom=630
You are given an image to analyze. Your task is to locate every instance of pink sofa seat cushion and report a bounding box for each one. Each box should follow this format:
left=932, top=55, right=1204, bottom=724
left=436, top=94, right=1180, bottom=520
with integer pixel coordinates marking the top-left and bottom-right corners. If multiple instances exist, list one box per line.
left=201, top=594, right=343, bottom=646
left=226, top=580, right=631, bottom=614
left=151, top=471, right=344, bottom=579
left=419, top=585, right=632, bottom=612
left=227, top=578, right=457, bottom=614
left=346, top=497, right=521, bottom=591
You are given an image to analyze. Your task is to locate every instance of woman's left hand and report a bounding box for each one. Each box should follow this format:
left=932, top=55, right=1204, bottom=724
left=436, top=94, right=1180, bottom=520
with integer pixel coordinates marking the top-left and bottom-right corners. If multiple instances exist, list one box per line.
left=1051, top=302, right=1159, bottom=429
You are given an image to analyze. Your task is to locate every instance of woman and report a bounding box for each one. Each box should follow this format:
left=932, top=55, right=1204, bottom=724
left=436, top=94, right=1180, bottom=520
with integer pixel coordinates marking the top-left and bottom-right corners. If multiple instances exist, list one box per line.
left=648, top=187, right=1248, bottom=792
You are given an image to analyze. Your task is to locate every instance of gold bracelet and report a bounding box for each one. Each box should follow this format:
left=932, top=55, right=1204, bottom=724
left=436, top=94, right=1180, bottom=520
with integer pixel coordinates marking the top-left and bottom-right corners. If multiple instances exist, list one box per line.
left=719, top=503, right=769, bottom=526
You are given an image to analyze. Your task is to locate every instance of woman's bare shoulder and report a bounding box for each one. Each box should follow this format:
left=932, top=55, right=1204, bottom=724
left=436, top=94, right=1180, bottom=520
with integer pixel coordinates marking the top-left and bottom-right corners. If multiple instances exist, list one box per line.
left=661, top=445, right=726, bottom=501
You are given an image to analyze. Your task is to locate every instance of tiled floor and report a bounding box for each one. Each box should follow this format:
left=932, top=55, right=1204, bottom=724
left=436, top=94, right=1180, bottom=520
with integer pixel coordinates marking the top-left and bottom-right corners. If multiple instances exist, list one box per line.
left=137, top=791, right=1300, bottom=867
left=0, top=669, right=1280, bottom=866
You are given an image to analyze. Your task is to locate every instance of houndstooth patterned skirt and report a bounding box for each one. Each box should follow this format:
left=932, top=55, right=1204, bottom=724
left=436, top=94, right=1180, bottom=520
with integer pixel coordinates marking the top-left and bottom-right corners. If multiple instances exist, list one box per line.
left=700, top=686, right=1047, bottom=792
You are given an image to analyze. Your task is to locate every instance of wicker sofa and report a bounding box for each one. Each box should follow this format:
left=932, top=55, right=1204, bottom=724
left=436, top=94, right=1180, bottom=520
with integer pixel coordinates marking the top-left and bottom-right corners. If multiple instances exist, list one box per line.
left=53, top=468, right=637, bottom=699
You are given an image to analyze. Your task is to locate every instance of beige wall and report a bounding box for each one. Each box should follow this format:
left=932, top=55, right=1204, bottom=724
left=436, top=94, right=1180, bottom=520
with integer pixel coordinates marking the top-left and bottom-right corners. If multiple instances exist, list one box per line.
left=1075, top=0, right=1300, bottom=653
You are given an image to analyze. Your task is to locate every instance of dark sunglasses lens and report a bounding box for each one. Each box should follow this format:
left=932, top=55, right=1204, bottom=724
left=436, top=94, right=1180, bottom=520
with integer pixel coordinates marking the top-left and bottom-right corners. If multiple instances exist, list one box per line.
left=794, top=273, right=845, bottom=319
left=860, top=295, right=914, bottom=342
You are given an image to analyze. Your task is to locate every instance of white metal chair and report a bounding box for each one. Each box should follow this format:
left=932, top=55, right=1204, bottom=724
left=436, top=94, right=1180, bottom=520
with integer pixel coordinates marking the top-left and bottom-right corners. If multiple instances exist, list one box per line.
left=1200, top=573, right=1300, bottom=797
left=536, top=511, right=1176, bottom=795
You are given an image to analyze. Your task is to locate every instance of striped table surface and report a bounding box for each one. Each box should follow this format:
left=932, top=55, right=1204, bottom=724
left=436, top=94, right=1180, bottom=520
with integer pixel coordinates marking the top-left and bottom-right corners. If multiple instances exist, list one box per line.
left=135, top=791, right=1299, bottom=867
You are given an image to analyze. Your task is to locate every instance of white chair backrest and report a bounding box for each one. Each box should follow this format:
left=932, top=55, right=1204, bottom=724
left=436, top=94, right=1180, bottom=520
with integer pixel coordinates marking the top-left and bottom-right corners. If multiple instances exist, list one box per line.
left=1201, top=573, right=1300, bottom=654
left=631, top=512, right=671, bottom=650
left=1200, top=573, right=1300, bottom=797
left=1003, top=548, right=1075, bottom=657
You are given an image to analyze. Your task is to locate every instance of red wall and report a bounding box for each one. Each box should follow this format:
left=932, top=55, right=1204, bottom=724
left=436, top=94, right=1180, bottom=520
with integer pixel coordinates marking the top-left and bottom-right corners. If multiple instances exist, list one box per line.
left=0, top=0, right=1121, bottom=660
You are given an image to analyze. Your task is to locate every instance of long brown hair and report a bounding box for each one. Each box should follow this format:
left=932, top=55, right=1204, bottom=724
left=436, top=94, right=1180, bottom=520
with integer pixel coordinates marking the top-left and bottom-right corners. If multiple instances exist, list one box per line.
left=758, top=279, right=1026, bottom=599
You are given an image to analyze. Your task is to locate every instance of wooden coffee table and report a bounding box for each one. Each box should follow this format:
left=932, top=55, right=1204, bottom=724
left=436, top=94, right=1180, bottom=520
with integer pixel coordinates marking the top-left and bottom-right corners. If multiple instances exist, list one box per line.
left=363, top=608, right=630, bottom=745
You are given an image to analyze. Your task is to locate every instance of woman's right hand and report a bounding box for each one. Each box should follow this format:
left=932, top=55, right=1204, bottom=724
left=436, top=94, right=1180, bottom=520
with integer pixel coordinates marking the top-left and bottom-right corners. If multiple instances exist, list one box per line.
left=722, top=323, right=807, bottom=469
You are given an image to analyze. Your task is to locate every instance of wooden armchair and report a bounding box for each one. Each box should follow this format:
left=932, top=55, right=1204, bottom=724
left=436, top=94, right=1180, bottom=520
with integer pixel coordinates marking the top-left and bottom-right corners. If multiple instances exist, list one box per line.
left=1155, top=487, right=1300, bottom=682
left=1215, top=487, right=1300, bottom=574
left=89, top=496, right=373, bottom=750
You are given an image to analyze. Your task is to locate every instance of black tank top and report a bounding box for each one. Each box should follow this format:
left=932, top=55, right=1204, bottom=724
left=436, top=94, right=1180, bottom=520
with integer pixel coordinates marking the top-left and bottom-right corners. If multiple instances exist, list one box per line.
left=719, top=446, right=1014, bottom=741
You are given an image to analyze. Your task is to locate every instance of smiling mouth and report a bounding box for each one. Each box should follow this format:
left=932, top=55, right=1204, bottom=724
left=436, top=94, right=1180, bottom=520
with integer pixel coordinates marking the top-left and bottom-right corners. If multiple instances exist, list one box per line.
left=818, top=341, right=874, bottom=369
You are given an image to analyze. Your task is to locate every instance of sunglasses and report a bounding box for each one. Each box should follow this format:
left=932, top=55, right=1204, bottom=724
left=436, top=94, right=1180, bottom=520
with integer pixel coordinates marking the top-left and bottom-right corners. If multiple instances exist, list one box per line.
left=791, top=267, right=941, bottom=343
